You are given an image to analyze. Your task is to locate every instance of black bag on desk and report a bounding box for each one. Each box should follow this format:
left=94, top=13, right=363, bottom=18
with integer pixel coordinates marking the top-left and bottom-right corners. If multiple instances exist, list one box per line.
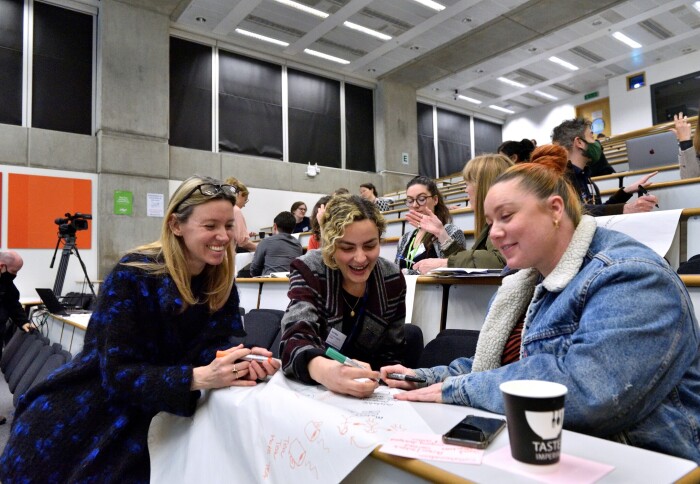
left=62, top=292, right=95, bottom=310
left=678, top=254, right=700, bottom=274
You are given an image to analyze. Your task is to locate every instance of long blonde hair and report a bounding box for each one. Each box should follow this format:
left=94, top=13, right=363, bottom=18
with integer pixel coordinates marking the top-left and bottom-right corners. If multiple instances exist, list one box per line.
left=125, top=175, right=237, bottom=312
left=462, top=154, right=513, bottom=230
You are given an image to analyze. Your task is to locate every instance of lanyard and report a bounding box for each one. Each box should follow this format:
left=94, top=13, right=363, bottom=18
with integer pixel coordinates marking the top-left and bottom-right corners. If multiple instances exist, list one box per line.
left=405, top=230, right=424, bottom=267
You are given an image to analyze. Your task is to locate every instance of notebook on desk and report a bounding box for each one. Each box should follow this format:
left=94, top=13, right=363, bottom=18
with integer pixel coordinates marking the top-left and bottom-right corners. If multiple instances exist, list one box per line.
left=35, top=288, right=91, bottom=316
left=625, top=131, right=678, bottom=171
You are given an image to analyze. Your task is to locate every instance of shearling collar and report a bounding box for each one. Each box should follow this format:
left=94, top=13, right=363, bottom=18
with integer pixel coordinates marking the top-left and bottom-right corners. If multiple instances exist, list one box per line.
left=470, top=215, right=597, bottom=373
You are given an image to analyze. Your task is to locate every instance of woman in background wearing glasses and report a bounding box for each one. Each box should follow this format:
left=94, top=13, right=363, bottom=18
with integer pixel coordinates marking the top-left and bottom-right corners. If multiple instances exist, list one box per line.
left=0, top=175, right=279, bottom=483
left=395, top=176, right=467, bottom=274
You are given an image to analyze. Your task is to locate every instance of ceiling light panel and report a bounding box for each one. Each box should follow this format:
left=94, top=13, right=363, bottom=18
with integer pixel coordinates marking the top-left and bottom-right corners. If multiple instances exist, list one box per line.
left=548, top=56, right=579, bottom=71
left=612, top=31, right=642, bottom=48
left=273, top=0, right=328, bottom=19
left=254, top=1, right=327, bottom=32
left=235, top=28, right=289, bottom=47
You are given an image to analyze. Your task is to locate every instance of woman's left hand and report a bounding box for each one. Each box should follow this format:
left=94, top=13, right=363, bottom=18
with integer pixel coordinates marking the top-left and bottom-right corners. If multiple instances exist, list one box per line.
left=624, top=171, right=658, bottom=193
left=393, top=383, right=443, bottom=403
left=405, top=209, right=444, bottom=235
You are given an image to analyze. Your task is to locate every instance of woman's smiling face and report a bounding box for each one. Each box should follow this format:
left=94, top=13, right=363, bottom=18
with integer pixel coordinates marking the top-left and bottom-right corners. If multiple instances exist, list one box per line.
left=170, top=199, right=235, bottom=275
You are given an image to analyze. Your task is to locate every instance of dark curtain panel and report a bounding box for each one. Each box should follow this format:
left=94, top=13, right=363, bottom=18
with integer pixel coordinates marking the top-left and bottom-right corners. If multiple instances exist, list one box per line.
left=32, top=2, right=92, bottom=135
left=417, top=102, right=436, bottom=178
left=436, top=108, right=470, bottom=177
left=345, top=83, right=375, bottom=172
left=288, top=68, right=340, bottom=168
left=473, top=117, right=503, bottom=156
left=170, top=37, right=212, bottom=151
left=0, top=0, right=23, bottom=125
left=219, top=50, right=282, bottom=158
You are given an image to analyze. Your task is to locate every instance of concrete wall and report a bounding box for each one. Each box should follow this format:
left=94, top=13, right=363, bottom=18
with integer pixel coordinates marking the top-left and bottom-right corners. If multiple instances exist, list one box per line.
left=1, top=0, right=415, bottom=295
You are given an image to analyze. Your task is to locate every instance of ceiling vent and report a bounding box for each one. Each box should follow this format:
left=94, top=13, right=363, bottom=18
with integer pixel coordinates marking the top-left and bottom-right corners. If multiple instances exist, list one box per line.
left=605, top=63, right=627, bottom=76
left=514, top=68, right=547, bottom=84
left=552, top=83, right=579, bottom=95
left=247, top=15, right=304, bottom=38
left=469, top=87, right=498, bottom=99
left=599, top=9, right=625, bottom=24
left=671, top=6, right=700, bottom=29
left=639, top=19, right=672, bottom=40
left=570, top=46, right=604, bottom=63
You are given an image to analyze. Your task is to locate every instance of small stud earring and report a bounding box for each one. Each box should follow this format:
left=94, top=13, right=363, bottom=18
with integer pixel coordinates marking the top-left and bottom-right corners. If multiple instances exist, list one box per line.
left=553, top=219, right=560, bottom=229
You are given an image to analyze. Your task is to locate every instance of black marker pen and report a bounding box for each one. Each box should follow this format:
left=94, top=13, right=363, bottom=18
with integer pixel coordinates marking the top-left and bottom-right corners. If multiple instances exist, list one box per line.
left=387, top=372, right=427, bottom=383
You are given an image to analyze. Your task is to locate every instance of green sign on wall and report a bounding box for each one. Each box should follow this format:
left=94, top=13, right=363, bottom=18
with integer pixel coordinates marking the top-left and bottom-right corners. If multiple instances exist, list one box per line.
left=114, top=190, right=133, bottom=215
left=584, top=91, right=599, bottom=100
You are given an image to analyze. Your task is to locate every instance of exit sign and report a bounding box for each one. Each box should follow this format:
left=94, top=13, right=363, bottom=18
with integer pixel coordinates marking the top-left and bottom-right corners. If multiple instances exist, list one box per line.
left=584, top=91, right=599, bottom=100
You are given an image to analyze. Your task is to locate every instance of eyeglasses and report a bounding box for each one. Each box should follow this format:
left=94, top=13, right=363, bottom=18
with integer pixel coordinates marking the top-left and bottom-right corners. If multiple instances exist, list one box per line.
left=173, top=183, right=238, bottom=213
left=405, top=195, right=431, bottom=207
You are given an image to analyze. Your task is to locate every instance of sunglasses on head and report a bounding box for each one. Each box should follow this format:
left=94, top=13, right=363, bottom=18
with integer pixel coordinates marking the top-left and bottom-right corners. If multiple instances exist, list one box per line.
left=173, top=183, right=238, bottom=213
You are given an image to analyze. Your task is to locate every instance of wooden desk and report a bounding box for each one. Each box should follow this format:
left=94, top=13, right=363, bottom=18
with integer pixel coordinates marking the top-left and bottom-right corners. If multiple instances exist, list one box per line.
left=44, top=312, right=90, bottom=356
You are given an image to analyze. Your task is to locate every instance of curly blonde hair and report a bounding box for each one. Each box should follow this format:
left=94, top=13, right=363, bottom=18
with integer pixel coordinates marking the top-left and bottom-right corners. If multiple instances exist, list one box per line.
left=320, top=194, right=385, bottom=269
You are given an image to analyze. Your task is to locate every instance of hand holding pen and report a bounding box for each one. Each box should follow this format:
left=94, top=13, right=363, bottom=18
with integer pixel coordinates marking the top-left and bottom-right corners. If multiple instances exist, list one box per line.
left=625, top=186, right=659, bottom=213
left=305, top=349, right=381, bottom=398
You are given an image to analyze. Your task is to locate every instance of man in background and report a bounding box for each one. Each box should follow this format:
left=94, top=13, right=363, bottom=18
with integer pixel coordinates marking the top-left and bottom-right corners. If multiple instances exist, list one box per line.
left=0, top=250, right=36, bottom=425
left=249, top=212, right=303, bottom=277
left=551, top=118, right=657, bottom=216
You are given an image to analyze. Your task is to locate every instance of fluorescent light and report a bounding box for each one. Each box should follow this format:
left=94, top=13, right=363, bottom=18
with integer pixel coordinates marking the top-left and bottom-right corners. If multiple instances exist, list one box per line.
left=235, top=29, right=290, bottom=47
left=489, top=105, right=515, bottom=114
left=498, top=77, right=526, bottom=88
left=303, top=48, right=350, bottom=64
left=274, top=0, right=328, bottom=18
left=534, top=90, right=558, bottom=101
left=548, top=56, right=579, bottom=71
left=343, top=21, right=392, bottom=41
left=612, top=31, right=642, bottom=49
left=412, top=0, right=446, bottom=11
left=694, top=1, right=700, bottom=13
left=457, top=95, right=482, bottom=105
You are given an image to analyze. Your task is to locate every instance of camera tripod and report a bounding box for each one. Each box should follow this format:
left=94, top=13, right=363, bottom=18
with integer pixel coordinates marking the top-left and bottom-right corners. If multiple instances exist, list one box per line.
left=50, top=233, right=96, bottom=298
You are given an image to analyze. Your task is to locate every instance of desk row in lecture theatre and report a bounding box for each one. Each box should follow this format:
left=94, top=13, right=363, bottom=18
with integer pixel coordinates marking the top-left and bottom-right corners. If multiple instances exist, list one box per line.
left=148, top=372, right=700, bottom=483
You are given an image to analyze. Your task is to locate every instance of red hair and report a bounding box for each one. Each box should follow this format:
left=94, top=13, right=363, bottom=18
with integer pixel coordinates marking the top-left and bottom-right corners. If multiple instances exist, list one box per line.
left=494, top=144, right=582, bottom=225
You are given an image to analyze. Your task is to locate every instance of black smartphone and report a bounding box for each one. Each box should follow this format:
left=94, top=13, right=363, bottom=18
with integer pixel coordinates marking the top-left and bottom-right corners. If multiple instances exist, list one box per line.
left=442, top=415, right=506, bottom=449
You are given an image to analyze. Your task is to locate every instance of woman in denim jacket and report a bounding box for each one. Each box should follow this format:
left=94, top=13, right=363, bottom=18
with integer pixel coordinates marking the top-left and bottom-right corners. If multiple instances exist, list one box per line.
left=383, top=145, right=700, bottom=464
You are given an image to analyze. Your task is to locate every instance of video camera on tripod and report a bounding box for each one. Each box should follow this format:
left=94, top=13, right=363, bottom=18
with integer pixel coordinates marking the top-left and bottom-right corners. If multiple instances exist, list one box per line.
left=55, top=212, right=92, bottom=238
left=50, top=211, right=95, bottom=300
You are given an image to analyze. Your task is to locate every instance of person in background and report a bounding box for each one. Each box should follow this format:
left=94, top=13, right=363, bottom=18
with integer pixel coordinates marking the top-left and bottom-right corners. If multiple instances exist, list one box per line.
left=225, top=176, right=257, bottom=252
left=0, top=176, right=279, bottom=482
left=280, top=194, right=406, bottom=398
left=333, top=188, right=350, bottom=195
left=395, top=176, right=467, bottom=274
left=497, top=138, right=535, bottom=163
left=381, top=146, right=700, bottom=464
left=551, top=118, right=657, bottom=216
left=0, top=250, right=37, bottom=426
left=307, top=195, right=332, bottom=251
left=249, top=211, right=303, bottom=276
left=671, top=110, right=700, bottom=179
left=291, top=201, right=311, bottom=233
left=587, top=133, right=616, bottom=176
left=412, top=154, right=511, bottom=274
left=359, top=182, right=391, bottom=212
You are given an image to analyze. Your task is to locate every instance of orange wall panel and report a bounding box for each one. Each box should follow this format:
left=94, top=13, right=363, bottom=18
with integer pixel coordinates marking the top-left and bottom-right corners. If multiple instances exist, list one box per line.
left=8, top=174, right=92, bottom=249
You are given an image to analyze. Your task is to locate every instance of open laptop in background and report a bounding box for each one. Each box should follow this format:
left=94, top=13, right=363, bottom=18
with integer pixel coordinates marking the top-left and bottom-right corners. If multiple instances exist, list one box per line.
left=625, top=131, right=678, bottom=171
left=35, top=288, right=91, bottom=316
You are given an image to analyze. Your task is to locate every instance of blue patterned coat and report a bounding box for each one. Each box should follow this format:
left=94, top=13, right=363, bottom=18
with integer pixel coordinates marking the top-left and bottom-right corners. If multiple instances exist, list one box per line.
left=0, top=253, right=244, bottom=483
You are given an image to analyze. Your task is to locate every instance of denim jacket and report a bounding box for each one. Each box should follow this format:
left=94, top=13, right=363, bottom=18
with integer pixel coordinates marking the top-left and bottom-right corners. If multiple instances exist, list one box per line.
left=416, top=216, right=700, bottom=463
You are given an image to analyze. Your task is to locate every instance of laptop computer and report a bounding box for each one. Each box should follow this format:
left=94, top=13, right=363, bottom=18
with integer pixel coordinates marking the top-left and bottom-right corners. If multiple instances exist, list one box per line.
left=625, top=131, right=678, bottom=171
left=35, top=288, right=91, bottom=316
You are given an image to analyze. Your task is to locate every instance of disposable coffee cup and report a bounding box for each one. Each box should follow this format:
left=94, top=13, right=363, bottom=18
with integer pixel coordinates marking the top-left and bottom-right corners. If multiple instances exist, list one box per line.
left=499, top=380, right=567, bottom=472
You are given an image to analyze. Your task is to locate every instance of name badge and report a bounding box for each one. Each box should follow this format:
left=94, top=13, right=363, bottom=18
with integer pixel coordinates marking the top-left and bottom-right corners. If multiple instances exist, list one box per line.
left=325, top=328, right=347, bottom=350
left=414, top=244, right=426, bottom=257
